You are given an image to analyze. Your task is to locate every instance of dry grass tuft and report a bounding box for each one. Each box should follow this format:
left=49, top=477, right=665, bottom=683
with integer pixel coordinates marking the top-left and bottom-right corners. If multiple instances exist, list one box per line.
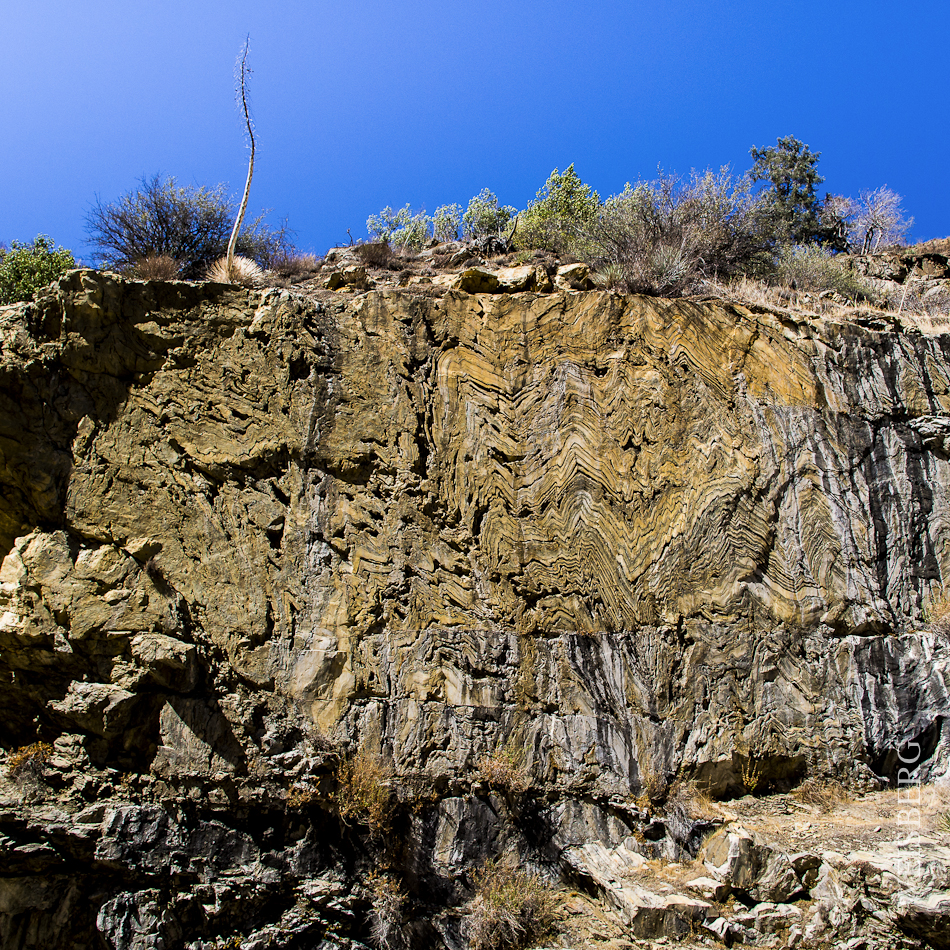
left=636, top=757, right=668, bottom=807
left=206, top=255, right=264, bottom=286
left=6, top=741, right=54, bottom=783
left=368, top=871, right=406, bottom=949
left=271, top=252, right=322, bottom=279
left=476, top=744, right=530, bottom=795
left=131, top=255, right=181, bottom=280
left=335, top=749, right=393, bottom=833
left=925, top=586, right=950, bottom=638
left=792, top=777, right=852, bottom=813
left=467, top=859, right=558, bottom=950
left=668, top=779, right=719, bottom=820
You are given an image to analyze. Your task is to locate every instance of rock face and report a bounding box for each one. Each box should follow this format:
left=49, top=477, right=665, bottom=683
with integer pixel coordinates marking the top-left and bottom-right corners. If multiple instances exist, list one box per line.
left=1, top=269, right=950, bottom=948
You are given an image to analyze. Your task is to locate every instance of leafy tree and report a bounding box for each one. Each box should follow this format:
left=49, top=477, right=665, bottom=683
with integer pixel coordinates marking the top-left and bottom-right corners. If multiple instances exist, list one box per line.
left=85, top=174, right=292, bottom=279
left=462, top=189, right=517, bottom=239
left=749, top=136, right=829, bottom=246
left=516, top=164, right=601, bottom=253
left=0, top=235, right=75, bottom=304
left=366, top=204, right=430, bottom=249
left=432, top=203, right=462, bottom=242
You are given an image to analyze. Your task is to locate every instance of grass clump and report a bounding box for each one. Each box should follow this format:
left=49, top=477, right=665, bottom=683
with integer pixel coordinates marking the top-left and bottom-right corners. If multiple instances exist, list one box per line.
left=792, top=776, right=852, bottom=813
left=467, top=859, right=558, bottom=950
left=335, top=748, right=393, bottom=833
left=206, top=254, right=264, bottom=286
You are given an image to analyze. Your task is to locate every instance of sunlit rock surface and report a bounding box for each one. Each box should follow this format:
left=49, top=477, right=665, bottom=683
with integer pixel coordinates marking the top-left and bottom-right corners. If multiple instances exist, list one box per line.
left=1, top=270, right=949, bottom=948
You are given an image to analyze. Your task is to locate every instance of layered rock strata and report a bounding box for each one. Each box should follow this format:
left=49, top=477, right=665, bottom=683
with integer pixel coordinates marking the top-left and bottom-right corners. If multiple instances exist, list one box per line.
left=1, top=270, right=949, bottom=948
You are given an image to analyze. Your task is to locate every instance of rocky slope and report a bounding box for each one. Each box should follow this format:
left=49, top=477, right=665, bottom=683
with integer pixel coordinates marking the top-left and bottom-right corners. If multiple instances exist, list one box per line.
left=1, top=266, right=949, bottom=949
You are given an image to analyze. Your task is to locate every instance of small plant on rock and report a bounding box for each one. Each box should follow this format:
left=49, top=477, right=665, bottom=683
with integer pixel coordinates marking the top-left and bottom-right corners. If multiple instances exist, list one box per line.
left=740, top=756, right=764, bottom=795
left=477, top=743, right=530, bottom=795
left=924, top=586, right=950, bottom=639
left=6, top=741, right=54, bottom=784
left=368, top=870, right=406, bottom=949
left=335, top=748, right=393, bottom=833
left=466, top=859, right=558, bottom=950
left=287, top=782, right=318, bottom=809
left=636, top=757, right=668, bottom=807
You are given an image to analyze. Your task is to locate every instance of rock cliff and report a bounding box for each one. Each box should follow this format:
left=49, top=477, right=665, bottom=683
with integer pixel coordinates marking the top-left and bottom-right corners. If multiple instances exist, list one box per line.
left=1, top=269, right=949, bottom=949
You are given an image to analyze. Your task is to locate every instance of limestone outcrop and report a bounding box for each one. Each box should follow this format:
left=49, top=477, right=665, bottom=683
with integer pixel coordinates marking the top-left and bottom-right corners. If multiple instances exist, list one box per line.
left=1, top=269, right=949, bottom=948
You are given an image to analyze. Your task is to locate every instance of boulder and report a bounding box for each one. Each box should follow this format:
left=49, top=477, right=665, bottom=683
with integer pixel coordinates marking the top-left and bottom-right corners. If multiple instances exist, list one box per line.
left=703, top=826, right=803, bottom=902
left=48, top=682, right=138, bottom=738
left=563, top=842, right=711, bottom=938
left=129, top=633, right=198, bottom=692
left=554, top=262, right=593, bottom=290
left=452, top=267, right=501, bottom=294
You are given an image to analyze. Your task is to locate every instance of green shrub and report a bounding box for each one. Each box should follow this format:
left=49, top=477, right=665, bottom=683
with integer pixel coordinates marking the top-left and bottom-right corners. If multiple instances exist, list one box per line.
left=516, top=164, right=600, bottom=254
left=581, top=168, right=771, bottom=296
left=467, top=860, right=558, bottom=950
left=432, top=203, right=463, bottom=242
left=0, top=236, right=75, bottom=304
left=462, top=189, right=517, bottom=240
left=366, top=204, right=431, bottom=249
left=85, top=174, right=293, bottom=279
left=773, top=244, right=873, bottom=301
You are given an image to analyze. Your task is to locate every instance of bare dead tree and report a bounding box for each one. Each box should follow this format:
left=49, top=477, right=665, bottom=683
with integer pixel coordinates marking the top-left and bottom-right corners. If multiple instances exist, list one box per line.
left=227, top=36, right=255, bottom=274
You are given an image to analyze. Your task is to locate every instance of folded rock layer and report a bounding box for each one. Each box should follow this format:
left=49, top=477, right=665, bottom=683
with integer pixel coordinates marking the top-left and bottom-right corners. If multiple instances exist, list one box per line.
left=1, top=270, right=949, bottom=946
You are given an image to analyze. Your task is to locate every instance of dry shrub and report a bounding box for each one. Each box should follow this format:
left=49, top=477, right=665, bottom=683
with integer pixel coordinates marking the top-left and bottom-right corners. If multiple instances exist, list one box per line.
left=368, top=871, right=406, bottom=949
left=580, top=168, right=771, bottom=297
left=925, top=586, right=950, bottom=639
left=206, top=254, right=264, bottom=286
left=467, top=860, right=558, bottom=950
left=772, top=244, right=874, bottom=302
left=477, top=745, right=530, bottom=795
left=355, top=241, right=396, bottom=268
left=271, top=252, right=322, bottom=279
left=792, top=777, right=852, bottom=813
left=287, top=783, right=318, bottom=809
left=131, top=254, right=181, bottom=280
left=668, top=779, right=717, bottom=819
left=636, top=758, right=668, bottom=807
left=6, top=741, right=54, bottom=783
left=335, top=749, right=393, bottom=833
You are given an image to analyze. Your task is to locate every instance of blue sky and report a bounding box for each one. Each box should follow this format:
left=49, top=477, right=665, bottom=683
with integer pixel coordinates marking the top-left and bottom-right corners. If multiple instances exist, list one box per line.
left=3, top=0, right=947, bottom=261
